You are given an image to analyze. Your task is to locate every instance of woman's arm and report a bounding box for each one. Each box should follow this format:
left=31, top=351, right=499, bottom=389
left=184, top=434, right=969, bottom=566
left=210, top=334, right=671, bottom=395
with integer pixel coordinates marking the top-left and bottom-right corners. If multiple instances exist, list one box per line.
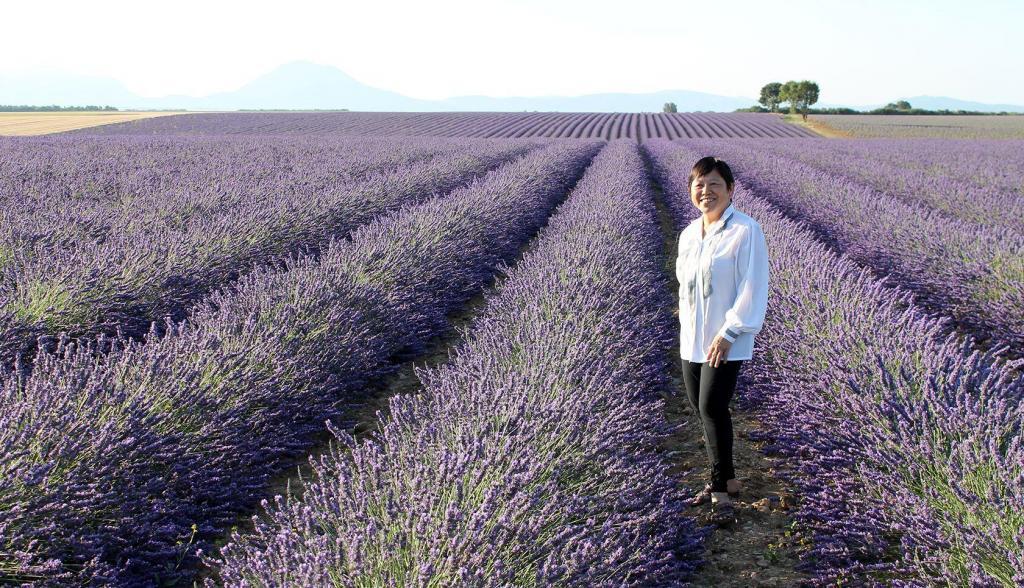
left=717, top=222, right=770, bottom=344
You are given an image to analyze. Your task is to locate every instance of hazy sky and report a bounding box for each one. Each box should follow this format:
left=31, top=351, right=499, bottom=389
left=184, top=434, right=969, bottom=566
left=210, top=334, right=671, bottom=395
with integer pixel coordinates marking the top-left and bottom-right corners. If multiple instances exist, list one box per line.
left=3, top=0, right=1021, bottom=105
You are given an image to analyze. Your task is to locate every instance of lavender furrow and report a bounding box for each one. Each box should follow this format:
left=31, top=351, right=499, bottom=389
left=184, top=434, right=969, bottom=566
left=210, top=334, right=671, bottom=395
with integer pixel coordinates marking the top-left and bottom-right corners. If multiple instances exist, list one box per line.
left=665, top=139, right=1024, bottom=353
left=0, top=140, right=600, bottom=585
left=208, top=140, right=703, bottom=586
left=648, top=140, right=1024, bottom=587
left=0, top=139, right=538, bottom=367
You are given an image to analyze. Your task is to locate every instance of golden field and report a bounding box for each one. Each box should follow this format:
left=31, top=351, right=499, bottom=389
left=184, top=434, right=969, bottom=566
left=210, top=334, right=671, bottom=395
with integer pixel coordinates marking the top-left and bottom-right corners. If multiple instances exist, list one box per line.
left=0, top=111, right=186, bottom=136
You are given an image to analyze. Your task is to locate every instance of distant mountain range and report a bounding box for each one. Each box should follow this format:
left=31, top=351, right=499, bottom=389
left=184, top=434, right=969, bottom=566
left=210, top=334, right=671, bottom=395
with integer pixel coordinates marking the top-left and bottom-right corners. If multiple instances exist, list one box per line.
left=2, top=61, right=1022, bottom=113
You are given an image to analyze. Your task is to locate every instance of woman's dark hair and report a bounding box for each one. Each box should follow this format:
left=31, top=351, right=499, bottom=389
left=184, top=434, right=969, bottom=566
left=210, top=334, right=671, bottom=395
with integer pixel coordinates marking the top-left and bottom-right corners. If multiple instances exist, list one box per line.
left=689, top=156, right=735, bottom=190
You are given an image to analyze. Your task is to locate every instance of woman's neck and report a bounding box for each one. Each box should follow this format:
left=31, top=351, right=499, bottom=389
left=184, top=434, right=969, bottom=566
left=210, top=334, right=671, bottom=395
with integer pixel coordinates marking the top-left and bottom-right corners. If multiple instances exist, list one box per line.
left=702, top=209, right=725, bottom=229
left=700, top=203, right=731, bottom=237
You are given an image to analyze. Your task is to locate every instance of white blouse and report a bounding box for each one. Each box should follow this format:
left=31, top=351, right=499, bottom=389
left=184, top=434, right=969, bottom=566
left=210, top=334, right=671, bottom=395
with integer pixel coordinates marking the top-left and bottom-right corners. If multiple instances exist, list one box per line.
left=676, top=204, right=769, bottom=363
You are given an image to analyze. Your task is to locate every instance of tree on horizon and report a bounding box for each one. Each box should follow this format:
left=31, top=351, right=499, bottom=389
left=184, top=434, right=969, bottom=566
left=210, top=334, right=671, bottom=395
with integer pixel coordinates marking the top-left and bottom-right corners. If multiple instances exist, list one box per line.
left=780, top=80, right=820, bottom=120
left=759, top=83, right=783, bottom=113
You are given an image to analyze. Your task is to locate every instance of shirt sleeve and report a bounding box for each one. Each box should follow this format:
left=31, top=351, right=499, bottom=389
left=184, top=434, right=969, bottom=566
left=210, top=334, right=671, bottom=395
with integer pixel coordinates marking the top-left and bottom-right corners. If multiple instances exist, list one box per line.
left=717, top=222, right=769, bottom=343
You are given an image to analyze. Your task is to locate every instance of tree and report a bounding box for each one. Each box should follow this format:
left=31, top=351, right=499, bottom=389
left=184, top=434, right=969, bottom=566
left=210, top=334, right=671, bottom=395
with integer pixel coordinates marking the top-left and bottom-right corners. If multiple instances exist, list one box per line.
left=663, top=102, right=678, bottom=113
left=796, top=81, right=820, bottom=120
left=884, top=100, right=912, bottom=111
left=779, top=81, right=801, bottom=114
left=758, top=82, right=783, bottom=113
left=779, top=80, right=820, bottom=120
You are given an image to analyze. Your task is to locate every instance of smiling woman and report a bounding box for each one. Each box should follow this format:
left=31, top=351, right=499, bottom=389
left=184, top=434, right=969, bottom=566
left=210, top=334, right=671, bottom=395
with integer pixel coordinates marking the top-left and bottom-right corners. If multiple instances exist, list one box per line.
left=0, top=111, right=183, bottom=136
left=675, top=156, right=769, bottom=518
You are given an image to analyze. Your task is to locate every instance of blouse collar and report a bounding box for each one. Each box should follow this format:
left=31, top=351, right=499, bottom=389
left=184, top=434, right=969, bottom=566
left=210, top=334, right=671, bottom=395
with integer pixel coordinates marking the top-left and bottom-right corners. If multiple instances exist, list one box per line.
left=703, top=204, right=736, bottom=236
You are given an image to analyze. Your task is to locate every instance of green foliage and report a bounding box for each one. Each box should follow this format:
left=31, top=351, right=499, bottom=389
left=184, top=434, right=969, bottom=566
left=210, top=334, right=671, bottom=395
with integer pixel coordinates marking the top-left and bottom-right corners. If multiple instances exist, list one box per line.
left=759, top=82, right=783, bottom=112
left=777, top=81, right=819, bottom=119
left=779, top=81, right=800, bottom=114
left=662, top=102, right=677, bottom=113
left=884, top=100, right=913, bottom=110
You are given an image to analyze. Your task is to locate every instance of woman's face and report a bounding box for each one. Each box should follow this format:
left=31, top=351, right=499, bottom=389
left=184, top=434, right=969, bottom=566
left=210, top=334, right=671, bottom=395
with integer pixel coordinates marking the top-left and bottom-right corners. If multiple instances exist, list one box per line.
left=690, top=169, right=734, bottom=219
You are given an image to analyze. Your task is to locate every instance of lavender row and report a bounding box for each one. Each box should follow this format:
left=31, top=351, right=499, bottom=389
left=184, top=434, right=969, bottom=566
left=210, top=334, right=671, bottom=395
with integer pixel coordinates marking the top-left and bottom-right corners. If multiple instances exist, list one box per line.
left=0, top=141, right=600, bottom=585
left=756, top=138, right=1024, bottom=234
left=661, top=139, right=1024, bottom=353
left=208, top=140, right=703, bottom=586
left=740, top=193, right=1024, bottom=586
left=649, top=141, right=1024, bottom=586
left=0, top=138, right=537, bottom=366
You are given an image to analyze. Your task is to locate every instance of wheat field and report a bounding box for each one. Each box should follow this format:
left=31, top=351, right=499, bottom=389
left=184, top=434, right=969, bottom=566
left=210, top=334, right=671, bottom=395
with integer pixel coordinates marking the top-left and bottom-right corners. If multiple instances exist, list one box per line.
left=0, top=111, right=185, bottom=135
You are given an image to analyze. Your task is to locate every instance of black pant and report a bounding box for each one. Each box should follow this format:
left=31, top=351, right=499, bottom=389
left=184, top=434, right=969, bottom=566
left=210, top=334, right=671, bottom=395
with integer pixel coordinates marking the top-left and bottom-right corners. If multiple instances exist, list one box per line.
left=681, top=359, right=743, bottom=492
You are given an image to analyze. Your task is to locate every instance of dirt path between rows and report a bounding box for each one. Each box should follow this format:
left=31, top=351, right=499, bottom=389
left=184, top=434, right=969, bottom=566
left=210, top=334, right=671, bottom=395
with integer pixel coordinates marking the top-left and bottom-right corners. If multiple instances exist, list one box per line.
left=645, top=150, right=812, bottom=587
left=663, top=391, right=811, bottom=587
left=781, top=113, right=854, bottom=138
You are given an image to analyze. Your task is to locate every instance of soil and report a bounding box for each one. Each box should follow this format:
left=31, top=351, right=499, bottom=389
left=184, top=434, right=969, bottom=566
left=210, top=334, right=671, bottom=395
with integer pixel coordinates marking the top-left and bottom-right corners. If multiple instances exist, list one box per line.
left=782, top=114, right=854, bottom=138
left=662, top=389, right=812, bottom=587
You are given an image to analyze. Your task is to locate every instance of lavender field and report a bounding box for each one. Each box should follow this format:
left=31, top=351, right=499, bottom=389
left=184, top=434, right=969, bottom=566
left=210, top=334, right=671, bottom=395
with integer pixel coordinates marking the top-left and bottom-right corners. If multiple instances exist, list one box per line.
left=812, top=114, right=1024, bottom=139
left=1, top=113, right=1022, bottom=587
left=77, top=111, right=817, bottom=139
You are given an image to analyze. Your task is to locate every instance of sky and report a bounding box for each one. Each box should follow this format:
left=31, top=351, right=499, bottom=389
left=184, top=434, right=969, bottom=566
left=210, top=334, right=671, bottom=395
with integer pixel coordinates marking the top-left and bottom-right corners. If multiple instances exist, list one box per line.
left=2, top=0, right=1021, bottom=106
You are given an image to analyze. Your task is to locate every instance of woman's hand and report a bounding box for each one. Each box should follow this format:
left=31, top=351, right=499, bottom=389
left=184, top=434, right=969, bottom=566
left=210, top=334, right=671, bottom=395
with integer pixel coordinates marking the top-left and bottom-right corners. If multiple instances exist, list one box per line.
left=706, top=336, right=732, bottom=368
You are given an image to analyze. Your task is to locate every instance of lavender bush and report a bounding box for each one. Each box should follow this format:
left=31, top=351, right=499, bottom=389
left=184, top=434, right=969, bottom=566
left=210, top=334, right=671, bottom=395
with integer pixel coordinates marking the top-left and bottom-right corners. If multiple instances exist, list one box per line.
left=0, top=141, right=599, bottom=585
left=648, top=140, right=1024, bottom=586
left=209, top=140, right=704, bottom=586
left=0, top=136, right=537, bottom=366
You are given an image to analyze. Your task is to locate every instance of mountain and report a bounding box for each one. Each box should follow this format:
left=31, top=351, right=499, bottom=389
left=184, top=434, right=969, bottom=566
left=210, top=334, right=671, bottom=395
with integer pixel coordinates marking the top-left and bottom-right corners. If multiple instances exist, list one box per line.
left=171, top=61, right=431, bottom=111
left=3, top=62, right=1022, bottom=113
left=897, top=95, right=1024, bottom=113
left=1, top=61, right=758, bottom=112
left=441, top=90, right=754, bottom=112
left=818, top=95, right=1024, bottom=113
left=0, top=70, right=141, bottom=107
left=146, top=62, right=759, bottom=111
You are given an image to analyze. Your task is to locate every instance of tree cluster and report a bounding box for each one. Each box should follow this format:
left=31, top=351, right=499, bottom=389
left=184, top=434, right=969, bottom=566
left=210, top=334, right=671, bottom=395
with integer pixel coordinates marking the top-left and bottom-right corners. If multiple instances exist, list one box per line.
left=758, top=81, right=819, bottom=120
left=740, top=98, right=1018, bottom=116
left=662, top=102, right=678, bottom=113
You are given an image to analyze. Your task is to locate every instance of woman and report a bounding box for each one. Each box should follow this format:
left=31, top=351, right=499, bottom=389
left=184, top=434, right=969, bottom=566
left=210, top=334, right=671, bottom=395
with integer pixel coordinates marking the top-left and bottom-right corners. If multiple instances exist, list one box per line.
left=676, top=156, right=769, bottom=512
